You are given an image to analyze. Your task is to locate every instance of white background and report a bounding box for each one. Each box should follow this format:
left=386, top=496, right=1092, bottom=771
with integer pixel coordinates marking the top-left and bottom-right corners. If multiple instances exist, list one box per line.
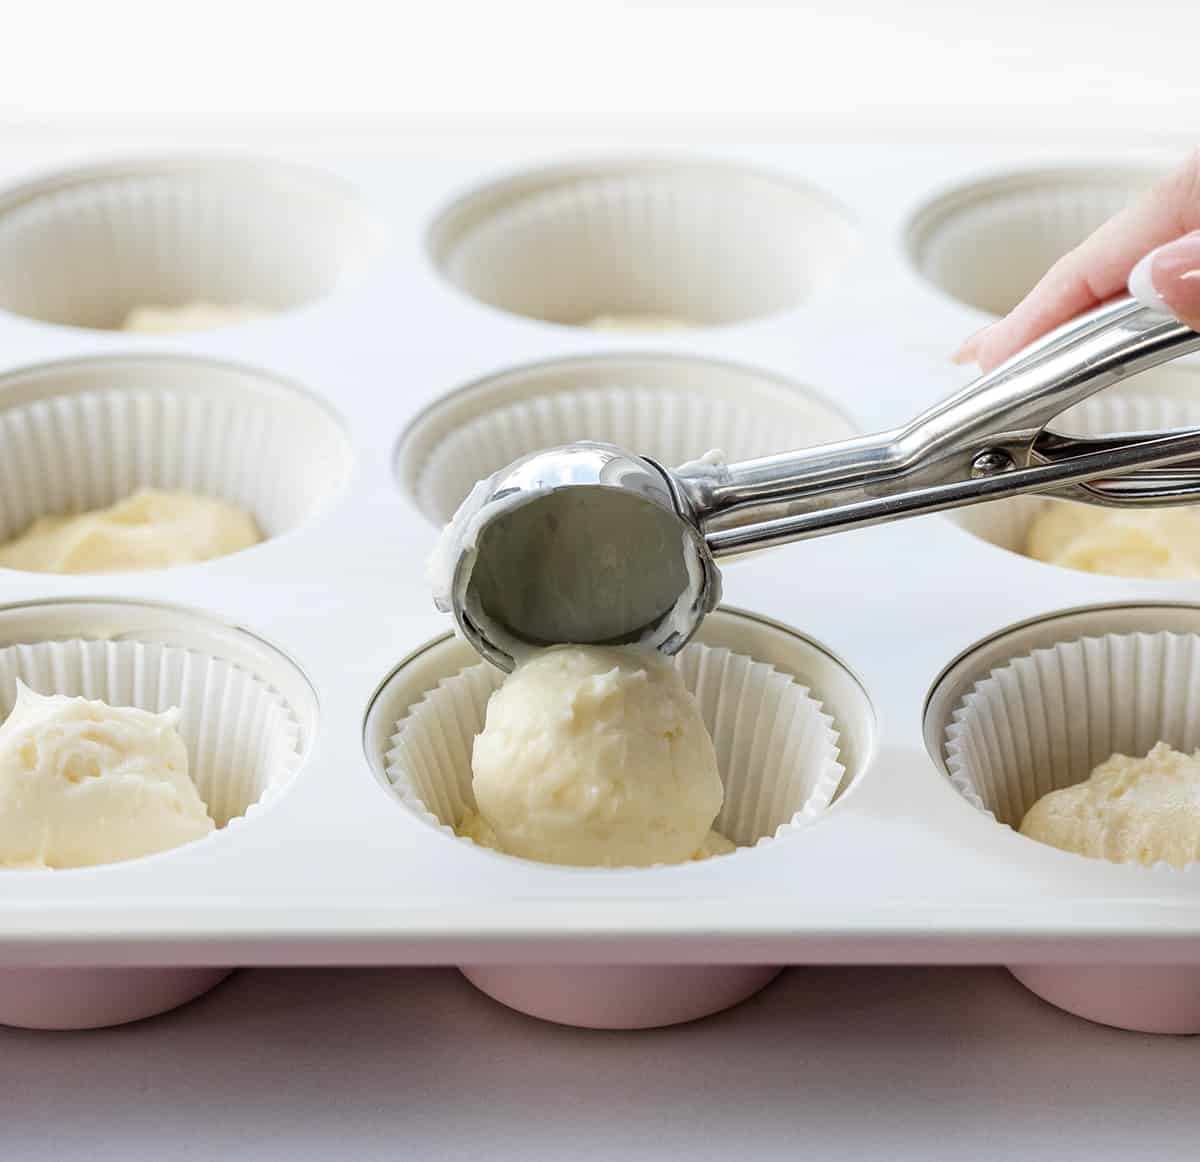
left=2, top=2, right=1199, bottom=1158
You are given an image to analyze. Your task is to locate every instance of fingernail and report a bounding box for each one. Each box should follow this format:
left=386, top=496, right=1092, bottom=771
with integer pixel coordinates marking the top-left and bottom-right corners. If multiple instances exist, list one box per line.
left=1128, top=230, right=1200, bottom=326
left=952, top=325, right=991, bottom=365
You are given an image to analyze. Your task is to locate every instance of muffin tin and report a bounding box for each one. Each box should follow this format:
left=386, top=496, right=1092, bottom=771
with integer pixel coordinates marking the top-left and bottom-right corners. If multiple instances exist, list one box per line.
left=0, top=143, right=1197, bottom=1034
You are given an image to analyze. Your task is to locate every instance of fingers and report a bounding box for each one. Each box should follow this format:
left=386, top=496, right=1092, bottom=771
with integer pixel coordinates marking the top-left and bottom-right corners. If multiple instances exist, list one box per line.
left=954, top=149, right=1200, bottom=371
left=1129, top=230, right=1200, bottom=329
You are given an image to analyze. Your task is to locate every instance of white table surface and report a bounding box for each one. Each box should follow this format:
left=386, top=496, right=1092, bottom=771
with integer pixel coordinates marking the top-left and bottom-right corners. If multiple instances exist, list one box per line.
left=1, top=965, right=1195, bottom=1160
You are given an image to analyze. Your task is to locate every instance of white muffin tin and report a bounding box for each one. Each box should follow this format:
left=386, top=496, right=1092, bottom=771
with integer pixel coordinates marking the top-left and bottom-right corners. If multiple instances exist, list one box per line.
left=0, top=142, right=1197, bottom=1033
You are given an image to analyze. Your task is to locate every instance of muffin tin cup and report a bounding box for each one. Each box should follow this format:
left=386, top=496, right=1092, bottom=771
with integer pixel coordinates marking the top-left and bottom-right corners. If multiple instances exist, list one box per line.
left=460, top=964, right=783, bottom=1030
left=0, top=157, right=385, bottom=330
left=907, top=165, right=1162, bottom=317
left=0, top=598, right=315, bottom=1029
left=927, top=603, right=1200, bottom=1034
left=950, top=378, right=1200, bottom=563
left=396, top=354, right=859, bottom=527
left=428, top=158, right=859, bottom=328
left=366, top=606, right=873, bottom=1028
left=385, top=641, right=844, bottom=858
left=0, top=355, right=351, bottom=554
left=0, top=966, right=234, bottom=1031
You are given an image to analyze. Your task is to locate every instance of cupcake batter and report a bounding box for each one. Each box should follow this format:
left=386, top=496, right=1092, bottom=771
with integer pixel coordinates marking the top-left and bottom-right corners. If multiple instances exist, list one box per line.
left=461, top=644, right=732, bottom=866
left=0, top=488, right=262, bottom=574
left=0, top=683, right=213, bottom=869
left=1025, top=502, right=1200, bottom=579
left=121, top=302, right=269, bottom=333
left=584, top=314, right=697, bottom=332
left=1020, top=741, right=1200, bottom=868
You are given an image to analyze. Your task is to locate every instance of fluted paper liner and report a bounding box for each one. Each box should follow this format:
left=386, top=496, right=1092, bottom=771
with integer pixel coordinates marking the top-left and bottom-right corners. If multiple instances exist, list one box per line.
left=399, top=356, right=858, bottom=526
left=951, top=388, right=1200, bottom=560
left=0, top=363, right=349, bottom=551
left=910, top=167, right=1159, bottom=316
left=432, top=162, right=858, bottom=326
left=945, top=630, right=1200, bottom=849
left=385, top=642, right=844, bottom=861
left=0, top=636, right=303, bottom=830
left=0, top=160, right=383, bottom=329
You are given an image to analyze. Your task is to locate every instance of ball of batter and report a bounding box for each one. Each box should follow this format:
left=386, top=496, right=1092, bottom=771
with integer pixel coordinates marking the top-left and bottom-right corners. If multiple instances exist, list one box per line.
left=470, top=645, right=725, bottom=867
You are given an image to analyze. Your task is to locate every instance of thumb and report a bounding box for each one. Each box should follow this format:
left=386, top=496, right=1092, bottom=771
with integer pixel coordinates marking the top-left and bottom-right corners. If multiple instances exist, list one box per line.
left=1128, top=229, right=1200, bottom=330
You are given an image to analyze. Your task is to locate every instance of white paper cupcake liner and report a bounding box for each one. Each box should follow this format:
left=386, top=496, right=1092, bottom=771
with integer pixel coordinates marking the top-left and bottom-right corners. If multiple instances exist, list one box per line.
left=950, top=384, right=1200, bottom=562
left=0, top=357, right=350, bottom=553
left=0, top=635, right=303, bottom=831
left=429, top=160, right=859, bottom=326
left=397, top=355, right=858, bottom=526
left=384, top=640, right=843, bottom=863
left=908, top=166, right=1161, bottom=316
left=0, top=158, right=385, bottom=329
left=945, top=629, right=1200, bottom=842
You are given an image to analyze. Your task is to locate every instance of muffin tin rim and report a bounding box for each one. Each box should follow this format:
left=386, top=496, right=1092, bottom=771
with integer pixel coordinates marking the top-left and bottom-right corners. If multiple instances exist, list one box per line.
left=392, top=349, right=864, bottom=521
left=426, top=151, right=863, bottom=266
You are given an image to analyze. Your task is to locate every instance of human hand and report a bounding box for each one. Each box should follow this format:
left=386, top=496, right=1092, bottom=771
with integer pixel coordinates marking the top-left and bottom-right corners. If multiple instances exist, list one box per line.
left=953, top=150, right=1200, bottom=372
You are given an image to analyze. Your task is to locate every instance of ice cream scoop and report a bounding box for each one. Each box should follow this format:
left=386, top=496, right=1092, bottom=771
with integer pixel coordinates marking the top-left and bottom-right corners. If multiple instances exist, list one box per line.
left=436, top=295, right=1200, bottom=670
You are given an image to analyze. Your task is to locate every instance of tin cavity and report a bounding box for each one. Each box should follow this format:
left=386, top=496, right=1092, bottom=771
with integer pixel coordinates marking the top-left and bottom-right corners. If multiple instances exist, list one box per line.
left=0, top=599, right=316, bottom=851
left=0, top=158, right=385, bottom=329
left=428, top=159, right=859, bottom=327
left=924, top=602, right=1200, bottom=839
left=0, top=355, right=351, bottom=566
left=364, top=607, right=876, bottom=863
left=395, top=354, right=859, bottom=526
left=907, top=165, right=1161, bottom=316
left=947, top=368, right=1200, bottom=568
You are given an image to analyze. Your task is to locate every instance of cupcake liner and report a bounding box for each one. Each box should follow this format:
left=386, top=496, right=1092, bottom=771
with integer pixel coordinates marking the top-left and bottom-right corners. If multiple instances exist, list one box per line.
left=0, top=159, right=384, bottom=329
left=950, top=385, right=1200, bottom=561
left=384, top=640, right=843, bottom=861
left=944, top=629, right=1200, bottom=833
left=908, top=166, right=1160, bottom=316
left=430, top=161, right=858, bottom=326
left=0, top=358, right=349, bottom=550
left=397, top=356, right=858, bottom=526
left=0, top=635, right=303, bottom=828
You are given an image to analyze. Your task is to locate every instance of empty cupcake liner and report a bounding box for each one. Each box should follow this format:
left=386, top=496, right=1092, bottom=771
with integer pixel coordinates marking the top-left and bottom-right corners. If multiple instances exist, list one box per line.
left=429, top=160, right=859, bottom=326
left=384, top=640, right=843, bottom=863
left=950, top=385, right=1200, bottom=563
left=0, top=635, right=304, bottom=831
left=945, top=629, right=1200, bottom=844
left=908, top=166, right=1161, bottom=316
left=0, top=357, right=350, bottom=553
left=397, top=355, right=858, bottom=526
left=0, top=158, right=385, bottom=329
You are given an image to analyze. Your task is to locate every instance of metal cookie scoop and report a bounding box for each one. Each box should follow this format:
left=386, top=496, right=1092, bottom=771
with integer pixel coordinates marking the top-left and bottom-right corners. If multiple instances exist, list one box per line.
left=439, top=296, right=1200, bottom=671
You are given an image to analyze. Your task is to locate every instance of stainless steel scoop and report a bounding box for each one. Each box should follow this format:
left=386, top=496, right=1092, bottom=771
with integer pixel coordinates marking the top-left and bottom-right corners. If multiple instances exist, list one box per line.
left=442, top=296, right=1200, bottom=670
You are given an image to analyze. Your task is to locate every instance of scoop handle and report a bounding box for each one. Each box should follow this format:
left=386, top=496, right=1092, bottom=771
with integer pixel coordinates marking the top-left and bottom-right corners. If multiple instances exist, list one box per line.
left=680, top=296, right=1200, bottom=553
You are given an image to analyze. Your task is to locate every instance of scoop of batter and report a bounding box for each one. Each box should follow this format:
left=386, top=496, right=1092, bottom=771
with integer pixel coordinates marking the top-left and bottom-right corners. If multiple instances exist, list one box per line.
left=1025, top=502, right=1200, bottom=579
left=121, top=302, right=269, bottom=333
left=0, top=488, right=261, bottom=574
left=465, top=644, right=728, bottom=867
left=583, top=313, right=697, bottom=332
left=1020, top=741, right=1200, bottom=868
left=0, top=683, right=213, bottom=869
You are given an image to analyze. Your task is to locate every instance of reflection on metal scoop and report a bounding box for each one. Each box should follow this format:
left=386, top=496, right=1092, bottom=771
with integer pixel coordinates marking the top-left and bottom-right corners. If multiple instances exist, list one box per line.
left=438, top=298, right=1200, bottom=670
